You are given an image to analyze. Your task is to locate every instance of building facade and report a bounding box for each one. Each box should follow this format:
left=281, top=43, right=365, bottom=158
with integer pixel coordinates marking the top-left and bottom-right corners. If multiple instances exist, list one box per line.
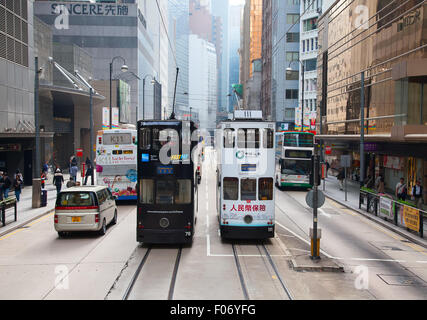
left=0, top=0, right=37, bottom=183
left=261, top=0, right=272, bottom=120
left=318, top=0, right=427, bottom=204
left=271, top=0, right=300, bottom=130
left=299, top=0, right=322, bottom=131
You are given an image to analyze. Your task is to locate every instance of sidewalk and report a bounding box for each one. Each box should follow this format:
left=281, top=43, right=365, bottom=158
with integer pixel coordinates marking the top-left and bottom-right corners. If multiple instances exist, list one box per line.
left=321, top=175, right=427, bottom=249
left=0, top=172, right=85, bottom=238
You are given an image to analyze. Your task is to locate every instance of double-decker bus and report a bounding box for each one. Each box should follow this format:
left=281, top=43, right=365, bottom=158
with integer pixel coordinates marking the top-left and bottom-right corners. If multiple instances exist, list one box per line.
left=137, top=120, right=200, bottom=244
left=275, top=132, right=314, bottom=189
left=96, top=128, right=138, bottom=200
left=217, top=111, right=276, bottom=239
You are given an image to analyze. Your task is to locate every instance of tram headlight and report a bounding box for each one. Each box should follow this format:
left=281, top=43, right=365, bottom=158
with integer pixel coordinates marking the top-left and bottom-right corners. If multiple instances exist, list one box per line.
left=244, top=215, right=253, bottom=225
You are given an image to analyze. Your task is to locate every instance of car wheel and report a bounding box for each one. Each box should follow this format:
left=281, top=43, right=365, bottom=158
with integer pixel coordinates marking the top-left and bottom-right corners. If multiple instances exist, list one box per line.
left=112, top=210, right=118, bottom=225
left=99, top=219, right=107, bottom=236
left=58, top=232, right=66, bottom=238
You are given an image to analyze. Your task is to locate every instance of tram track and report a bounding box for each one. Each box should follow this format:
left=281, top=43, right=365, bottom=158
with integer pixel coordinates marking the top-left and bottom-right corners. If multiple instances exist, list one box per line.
left=232, top=242, right=293, bottom=300
left=122, top=246, right=183, bottom=300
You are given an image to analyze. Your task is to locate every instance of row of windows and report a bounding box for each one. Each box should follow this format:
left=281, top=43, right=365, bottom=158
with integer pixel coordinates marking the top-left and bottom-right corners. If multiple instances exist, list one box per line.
left=302, top=37, right=318, bottom=53
left=0, top=1, right=29, bottom=67
left=302, top=17, right=318, bottom=32
left=223, top=129, right=274, bottom=149
left=302, top=0, right=322, bottom=12
left=223, top=178, right=274, bottom=202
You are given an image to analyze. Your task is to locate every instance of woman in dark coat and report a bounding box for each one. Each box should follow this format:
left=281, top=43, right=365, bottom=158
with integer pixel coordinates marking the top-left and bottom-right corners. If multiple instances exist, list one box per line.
left=53, top=168, right=65, bottom=195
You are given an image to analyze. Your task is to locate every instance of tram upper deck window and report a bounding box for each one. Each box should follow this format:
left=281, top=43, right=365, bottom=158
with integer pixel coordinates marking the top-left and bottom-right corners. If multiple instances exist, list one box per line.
left=139, top=128, right=151, bottom=150
left=241, top=179, right=257, bottom=201
left=259, top=178, right=273, bottom=201
left=223, top=178, right=239, bottom=200
left=263, top=129, right=274, bottom=149
left=237, top=129, right=260, bottom=149
left=224, top=129, right=235, bottom=148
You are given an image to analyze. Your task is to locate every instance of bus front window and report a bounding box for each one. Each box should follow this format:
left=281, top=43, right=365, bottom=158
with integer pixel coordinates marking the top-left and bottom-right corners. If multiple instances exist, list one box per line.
left=281, top=160, right=312, bottom=176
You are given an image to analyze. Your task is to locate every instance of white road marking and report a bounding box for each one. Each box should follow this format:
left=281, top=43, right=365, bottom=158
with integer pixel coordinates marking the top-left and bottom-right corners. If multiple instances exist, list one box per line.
left=319, top=208, right=331, bottom=219
left=275, top=221, right=427, bottom=264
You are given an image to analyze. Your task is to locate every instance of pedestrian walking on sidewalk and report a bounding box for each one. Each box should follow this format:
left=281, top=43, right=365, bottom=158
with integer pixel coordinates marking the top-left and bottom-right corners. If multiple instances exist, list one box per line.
left=2, top=172, right=12, bottom=199
left=337, top=168, right=345, bottom=191
left=41, top=171, right=47, bottom=189
left=395, top=178, right=407, bottom=201
left=53, top=168, right=64, bottom=195
left=375, top=174, right=385, bottom=194
left=412, top=180, right=424, bottom=209
left=70, top=164, right=78, bottom=183
left=13, top=170, right=23, bottom=202
left=84, top=157, right=94, bottom=186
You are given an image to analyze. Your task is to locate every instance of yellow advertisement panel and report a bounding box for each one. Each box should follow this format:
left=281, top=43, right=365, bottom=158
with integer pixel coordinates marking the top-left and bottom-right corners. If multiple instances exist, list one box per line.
left=403, top=206, right=420, bottom=232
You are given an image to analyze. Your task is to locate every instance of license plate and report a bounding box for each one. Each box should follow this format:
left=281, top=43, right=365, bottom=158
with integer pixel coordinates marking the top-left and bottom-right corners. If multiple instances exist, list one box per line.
left=72, top=217, right=82, bottom=223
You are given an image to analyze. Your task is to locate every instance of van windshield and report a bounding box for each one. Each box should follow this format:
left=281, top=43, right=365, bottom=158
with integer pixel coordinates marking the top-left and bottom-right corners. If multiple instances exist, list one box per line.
left=57, top=192, right=95, bottom=207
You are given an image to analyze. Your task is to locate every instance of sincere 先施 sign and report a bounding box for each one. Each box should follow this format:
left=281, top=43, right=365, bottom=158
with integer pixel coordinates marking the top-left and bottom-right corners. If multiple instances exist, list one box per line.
left=51, top=3, right=129, bottom=16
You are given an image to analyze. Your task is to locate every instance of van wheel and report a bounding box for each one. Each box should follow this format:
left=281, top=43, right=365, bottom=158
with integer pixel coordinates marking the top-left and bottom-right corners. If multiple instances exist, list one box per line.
left=99, top=219, right=107, bottom=236
left=112, top=210, right=118, bottom=225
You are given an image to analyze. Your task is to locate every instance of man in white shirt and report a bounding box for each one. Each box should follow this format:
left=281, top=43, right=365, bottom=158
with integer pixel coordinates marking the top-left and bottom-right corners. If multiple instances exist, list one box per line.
left=395, top=178, right=407, bottom=201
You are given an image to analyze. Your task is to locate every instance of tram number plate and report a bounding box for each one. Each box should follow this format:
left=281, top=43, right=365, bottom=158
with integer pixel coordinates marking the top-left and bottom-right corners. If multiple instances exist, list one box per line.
left=185, top=232, right=191, bottom=237
left=72, top=217, right=82, bottom=223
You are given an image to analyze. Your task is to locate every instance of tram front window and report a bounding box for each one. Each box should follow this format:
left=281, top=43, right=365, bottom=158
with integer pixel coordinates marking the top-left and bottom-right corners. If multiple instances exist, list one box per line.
left=140, top=179, right=192, bottom=205
left=241, top=179, right=257, bottom=201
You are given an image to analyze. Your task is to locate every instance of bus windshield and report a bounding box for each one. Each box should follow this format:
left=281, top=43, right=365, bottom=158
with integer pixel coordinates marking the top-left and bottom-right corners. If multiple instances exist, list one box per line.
left=283, top=134, right=314, bottom=148
left=281, top=160, right=312, bottom=176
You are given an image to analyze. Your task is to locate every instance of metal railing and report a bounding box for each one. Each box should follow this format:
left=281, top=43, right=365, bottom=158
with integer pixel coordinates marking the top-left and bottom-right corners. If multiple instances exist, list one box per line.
left=359, top=188, right=426, bottom=239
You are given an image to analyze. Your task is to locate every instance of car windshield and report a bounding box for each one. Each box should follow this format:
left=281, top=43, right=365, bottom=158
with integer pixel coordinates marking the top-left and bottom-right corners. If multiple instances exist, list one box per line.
left=57, top=192, right=95, bottom=207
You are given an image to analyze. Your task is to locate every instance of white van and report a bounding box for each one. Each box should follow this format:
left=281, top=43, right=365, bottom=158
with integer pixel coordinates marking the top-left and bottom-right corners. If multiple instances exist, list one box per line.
left=54, top=186, right=118, bottom=237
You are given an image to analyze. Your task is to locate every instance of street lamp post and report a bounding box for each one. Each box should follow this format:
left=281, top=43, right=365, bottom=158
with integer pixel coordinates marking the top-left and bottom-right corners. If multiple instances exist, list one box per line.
left=109, top=56, right=128, bottom=129
left=287, top=60, right=305, bottom=132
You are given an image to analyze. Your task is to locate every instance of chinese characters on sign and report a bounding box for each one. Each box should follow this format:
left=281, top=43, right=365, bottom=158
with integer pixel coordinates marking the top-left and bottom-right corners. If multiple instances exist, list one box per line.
left=229, top=204, right=266, bottom=213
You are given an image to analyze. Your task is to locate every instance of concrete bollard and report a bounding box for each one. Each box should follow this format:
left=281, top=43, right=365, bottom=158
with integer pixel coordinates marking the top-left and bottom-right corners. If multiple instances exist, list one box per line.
left=32, top=179, right=42, bottom=209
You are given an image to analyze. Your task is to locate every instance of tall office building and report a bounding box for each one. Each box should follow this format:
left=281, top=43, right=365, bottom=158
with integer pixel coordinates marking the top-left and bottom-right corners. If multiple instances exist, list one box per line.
left=271, top=0, right=300, bottom=130
left=168, top=0, right=189, bottom=119
left=240, top=0, right=262, bottom=109
left=188, top=34, right=217, bottom=134
left=228, top=4, right=242, bottom=112
left=212, top=0, right=230, bottom=115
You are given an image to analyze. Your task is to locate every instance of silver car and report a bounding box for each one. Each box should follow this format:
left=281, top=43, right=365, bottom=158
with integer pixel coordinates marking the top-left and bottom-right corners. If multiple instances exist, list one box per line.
left=54, top=186, right=118, bottom=237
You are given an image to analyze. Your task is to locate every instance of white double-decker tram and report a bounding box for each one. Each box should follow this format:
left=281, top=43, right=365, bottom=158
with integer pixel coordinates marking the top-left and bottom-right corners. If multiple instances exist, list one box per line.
left=216, top=111, right=276, bottom=239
